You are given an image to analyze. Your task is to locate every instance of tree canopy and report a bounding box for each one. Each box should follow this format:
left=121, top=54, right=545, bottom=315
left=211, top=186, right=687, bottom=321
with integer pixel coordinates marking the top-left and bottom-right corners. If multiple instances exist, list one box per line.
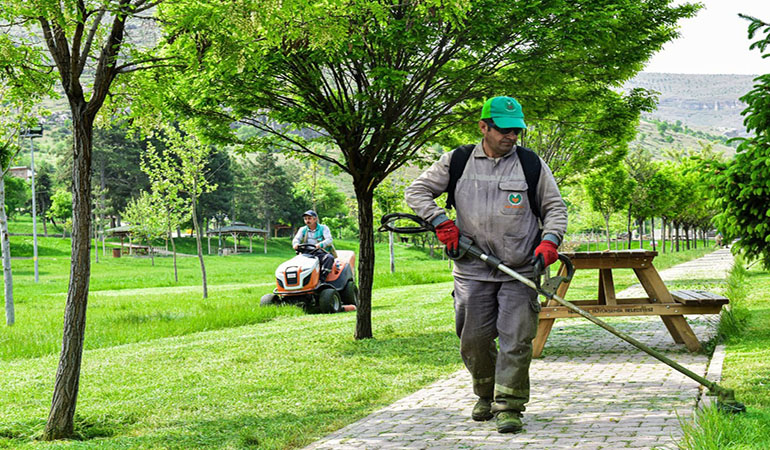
left=129, top=0, right=698, bottom=339
left=715, top=15, right=770, bottom=267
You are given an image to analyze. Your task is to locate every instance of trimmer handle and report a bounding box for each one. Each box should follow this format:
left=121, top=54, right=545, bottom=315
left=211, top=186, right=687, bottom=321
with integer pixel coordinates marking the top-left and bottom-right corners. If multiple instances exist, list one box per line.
left=534, top=253, right=575, bottom=299
left=445, top=236, right=480, bottom=260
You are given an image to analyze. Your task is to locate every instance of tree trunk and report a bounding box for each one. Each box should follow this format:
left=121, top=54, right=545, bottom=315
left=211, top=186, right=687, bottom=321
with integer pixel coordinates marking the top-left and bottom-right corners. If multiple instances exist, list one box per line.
left=44, top=113, right=93, bottom=440
left=354, top=189, right=374, bottom=339
left=191, top=181, right=208, bottom=298
left=171, top=234, right=178, bottom=282
left=93, top=211, right=99, bottom=263
left=627, top=207, right=632, bottom=248
left=604, top=214, right=611, bottom=249
left=638, top=219, right=643, bottom=249
left=675, top=223, right=680, bottom=252
left=149, top=236, right=155, bottom=266
left=100, top=158, right=106, bottom=257
left=661, top=218, right=667, bottom=254
left=389, top=230, right=395, bottom=273
left=169, top=218, right=178, bottom=283
left=651, top=217, right=656, bottom=251
left=1, top=178, right=14, bottom=326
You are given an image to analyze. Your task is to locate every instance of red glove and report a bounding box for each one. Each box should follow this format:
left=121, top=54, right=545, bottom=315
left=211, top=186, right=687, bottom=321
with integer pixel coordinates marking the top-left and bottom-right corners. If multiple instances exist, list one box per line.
left=435, top=219, right=460, bottom=251
left=534, top=240, right=558, bottom=267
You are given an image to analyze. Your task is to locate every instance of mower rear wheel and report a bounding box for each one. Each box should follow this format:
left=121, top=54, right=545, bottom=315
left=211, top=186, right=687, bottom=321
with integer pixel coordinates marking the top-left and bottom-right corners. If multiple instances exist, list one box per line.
left=342, top=281, right=358, bottom=306
left=260, top=293, right=279, bottom=307
left=319, top=288, right=342, bottom=313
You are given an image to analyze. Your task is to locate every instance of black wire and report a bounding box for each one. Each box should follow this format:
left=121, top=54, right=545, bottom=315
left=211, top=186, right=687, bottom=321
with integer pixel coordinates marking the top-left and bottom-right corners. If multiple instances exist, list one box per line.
left=378, top=213, right=435, bottom=234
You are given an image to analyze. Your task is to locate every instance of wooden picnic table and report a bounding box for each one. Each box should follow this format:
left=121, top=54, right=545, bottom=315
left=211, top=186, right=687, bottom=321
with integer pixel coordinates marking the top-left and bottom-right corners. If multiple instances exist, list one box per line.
left=532, top=250, right=728, bottom=358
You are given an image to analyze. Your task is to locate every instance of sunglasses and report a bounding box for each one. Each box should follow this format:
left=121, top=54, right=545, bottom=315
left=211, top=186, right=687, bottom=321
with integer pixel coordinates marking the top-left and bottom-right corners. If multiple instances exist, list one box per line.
left=484, top=119, right=523, bottom=136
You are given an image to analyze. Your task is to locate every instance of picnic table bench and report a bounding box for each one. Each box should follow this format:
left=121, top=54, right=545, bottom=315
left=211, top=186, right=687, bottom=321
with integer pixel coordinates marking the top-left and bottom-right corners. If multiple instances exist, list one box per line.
left=533, top=250, right=728, bottom=357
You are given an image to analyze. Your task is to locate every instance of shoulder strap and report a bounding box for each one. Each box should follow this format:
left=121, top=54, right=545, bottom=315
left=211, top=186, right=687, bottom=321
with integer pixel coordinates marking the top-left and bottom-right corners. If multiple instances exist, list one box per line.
left=516, top=146, right=542, bottom=220
left=445, top=144, right=475, bottom=210
left=444, top=144, right=542, bottom=219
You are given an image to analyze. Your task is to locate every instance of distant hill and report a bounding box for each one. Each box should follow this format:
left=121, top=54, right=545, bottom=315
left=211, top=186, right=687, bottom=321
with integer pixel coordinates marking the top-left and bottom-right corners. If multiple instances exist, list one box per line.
left=632, top=118, right=735, bottom=159
left=624, top=72, right=756, bottom=137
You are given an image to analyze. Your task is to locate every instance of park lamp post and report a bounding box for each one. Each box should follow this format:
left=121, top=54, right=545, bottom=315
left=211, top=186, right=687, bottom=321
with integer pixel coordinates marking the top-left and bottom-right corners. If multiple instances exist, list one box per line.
left=20, top=126, right=43, bottom=283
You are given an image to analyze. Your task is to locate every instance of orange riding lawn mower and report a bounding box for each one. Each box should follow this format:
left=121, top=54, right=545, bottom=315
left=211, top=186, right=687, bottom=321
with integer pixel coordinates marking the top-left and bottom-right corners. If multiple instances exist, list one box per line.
left=260, top=243, right=358, bottom=313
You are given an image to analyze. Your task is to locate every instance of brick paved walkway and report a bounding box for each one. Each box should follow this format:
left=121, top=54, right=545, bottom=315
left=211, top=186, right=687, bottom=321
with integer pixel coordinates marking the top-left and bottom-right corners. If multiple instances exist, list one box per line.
left=305, top=248, right=734, bottom=450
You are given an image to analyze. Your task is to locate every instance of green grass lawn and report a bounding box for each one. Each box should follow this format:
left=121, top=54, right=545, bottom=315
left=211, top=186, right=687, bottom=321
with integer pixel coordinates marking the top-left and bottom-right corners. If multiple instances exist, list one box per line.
left=0, top=227, right=733, bottom=449
left=677, top=259, right=770, bottom=449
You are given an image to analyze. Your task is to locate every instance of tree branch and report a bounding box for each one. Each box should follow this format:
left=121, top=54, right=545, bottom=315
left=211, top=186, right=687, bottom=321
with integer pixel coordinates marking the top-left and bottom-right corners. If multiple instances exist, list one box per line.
left=78, top=7, right=106, bottom=78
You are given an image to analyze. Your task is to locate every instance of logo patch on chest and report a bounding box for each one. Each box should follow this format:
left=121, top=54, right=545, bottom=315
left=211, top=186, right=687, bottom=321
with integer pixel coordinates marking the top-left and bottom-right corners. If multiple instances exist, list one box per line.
left=508, top=193, right=523, bottom=206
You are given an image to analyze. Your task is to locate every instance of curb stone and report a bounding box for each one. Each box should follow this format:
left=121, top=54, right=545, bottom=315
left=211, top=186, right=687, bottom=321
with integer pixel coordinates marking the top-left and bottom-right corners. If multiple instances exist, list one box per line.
left=698, top=344, right=727, bottom=410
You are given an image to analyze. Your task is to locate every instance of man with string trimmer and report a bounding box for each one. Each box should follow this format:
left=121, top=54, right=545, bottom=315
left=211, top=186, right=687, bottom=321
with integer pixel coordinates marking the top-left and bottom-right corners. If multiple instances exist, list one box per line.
left=405, top=96, right=567, bottom=433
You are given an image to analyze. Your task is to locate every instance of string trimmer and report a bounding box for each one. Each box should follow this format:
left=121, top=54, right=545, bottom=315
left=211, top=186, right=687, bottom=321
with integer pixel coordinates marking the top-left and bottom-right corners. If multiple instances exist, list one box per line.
left=378, top=212, right=745, bottom=413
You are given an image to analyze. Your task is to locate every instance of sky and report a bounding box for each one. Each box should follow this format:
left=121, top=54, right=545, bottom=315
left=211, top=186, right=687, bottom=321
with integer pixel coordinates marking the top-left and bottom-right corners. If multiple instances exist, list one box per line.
left=643, top=0, right=770, bottom=75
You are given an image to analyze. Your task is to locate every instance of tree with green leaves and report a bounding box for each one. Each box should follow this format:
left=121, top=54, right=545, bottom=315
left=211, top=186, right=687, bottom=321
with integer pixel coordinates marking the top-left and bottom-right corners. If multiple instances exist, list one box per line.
left=525, top=88, right=657, bottom=185
left=714, top=15, right=770, bottom=267
left=140, top=140, right=189, bottom=282
left=583, top=166, right=636, bottom=249
left=33, top=162, right=54, bottom=236
left=293, top=169, right=349, bottom=222
left=0, top=38, right=52, bottom=325
left=47, top=188, right=73, bottom=237
left=144, top=123, right=216, bottom=297
left=233, top=152, right=301, bottom=234
left=91, top=125, right=152, bottom=225
left=1, top=0, right=178, bottom=437
left=138, top=0, right=696, bottom=339
left=197, top=148, right=233, bottom=229
left=122, top=191, right=167, bottom=266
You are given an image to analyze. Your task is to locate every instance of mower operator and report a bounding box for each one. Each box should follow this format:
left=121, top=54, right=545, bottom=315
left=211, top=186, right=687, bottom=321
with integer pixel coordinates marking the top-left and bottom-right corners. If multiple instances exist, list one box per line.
left=405, top=96, right=567, bottom=433
left=292, top=210, right=335, bottom=281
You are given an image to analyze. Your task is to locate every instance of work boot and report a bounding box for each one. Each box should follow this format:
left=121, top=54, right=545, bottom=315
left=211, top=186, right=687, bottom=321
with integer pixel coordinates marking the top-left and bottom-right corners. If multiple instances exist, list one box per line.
left=495, top=410, right=523, bottom=433
left=471, top=397, right=493, bottom=421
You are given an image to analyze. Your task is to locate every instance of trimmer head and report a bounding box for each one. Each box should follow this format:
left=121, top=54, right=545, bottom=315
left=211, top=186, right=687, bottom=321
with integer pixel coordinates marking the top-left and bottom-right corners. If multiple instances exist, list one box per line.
left=713, top=388, right=747, bottom=414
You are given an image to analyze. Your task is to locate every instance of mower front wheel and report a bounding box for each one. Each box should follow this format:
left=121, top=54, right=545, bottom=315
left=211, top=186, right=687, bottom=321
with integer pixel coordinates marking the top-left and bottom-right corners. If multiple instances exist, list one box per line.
left=319, top=288, right=342, bottom=314
left=260, top=293, right=279, bottom=307
left=342, top=281, right=359, bottom=306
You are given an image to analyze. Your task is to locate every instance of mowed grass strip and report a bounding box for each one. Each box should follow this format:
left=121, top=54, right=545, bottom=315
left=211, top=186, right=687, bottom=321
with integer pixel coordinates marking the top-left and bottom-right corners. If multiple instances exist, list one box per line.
left=2, top=237, right=453, bottom=361
left=0, top=283, right=460, bottom=449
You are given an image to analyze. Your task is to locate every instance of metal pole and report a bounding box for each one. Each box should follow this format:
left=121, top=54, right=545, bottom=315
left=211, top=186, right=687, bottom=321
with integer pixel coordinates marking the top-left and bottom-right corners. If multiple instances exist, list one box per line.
left=29, top=137, right=39, bottom=283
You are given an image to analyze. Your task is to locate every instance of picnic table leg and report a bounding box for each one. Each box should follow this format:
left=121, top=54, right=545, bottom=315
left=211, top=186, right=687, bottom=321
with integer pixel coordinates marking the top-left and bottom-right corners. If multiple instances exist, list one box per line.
left=532, top=263, right=571, bottom=358
left=598, top=269, right=617, bottom=305
left=633, top=266, right=702, bottom=352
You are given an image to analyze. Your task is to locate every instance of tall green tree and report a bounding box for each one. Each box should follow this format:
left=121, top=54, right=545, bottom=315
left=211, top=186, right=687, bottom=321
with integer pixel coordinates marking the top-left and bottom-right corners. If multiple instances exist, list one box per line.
left=137, top=0, right=697, bottom=339
left=583, top=166, right=635, bottom=249
left=293, top=169, right=349, bottom=222
left=715, top=15, right=770, bottom=267
left=122, top=191, right=167, bottom=266
left=0, top=0, right=174, bottom=437
left=525, top=88, right=657, bottom=185
left=47, top=188, right=73, bottom=237
left=33, top=162, right=54, bottom=236
left=0, top=65, right=49, bottom=326
left=233, top=153, right=302, bottom=234
left=144, top=123, right=216, bottom=298
left=197, top=148, right=233, bottom=227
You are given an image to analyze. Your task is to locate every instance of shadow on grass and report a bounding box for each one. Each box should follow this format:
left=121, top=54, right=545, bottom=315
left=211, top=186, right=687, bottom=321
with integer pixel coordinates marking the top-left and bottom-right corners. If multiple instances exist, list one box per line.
left=0, top=412, right=137, bottom=445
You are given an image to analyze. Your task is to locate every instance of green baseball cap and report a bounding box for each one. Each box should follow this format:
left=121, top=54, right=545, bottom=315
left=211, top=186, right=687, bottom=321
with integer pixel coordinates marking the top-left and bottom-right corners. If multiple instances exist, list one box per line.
left=480, top=96, right=527, bottom=129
